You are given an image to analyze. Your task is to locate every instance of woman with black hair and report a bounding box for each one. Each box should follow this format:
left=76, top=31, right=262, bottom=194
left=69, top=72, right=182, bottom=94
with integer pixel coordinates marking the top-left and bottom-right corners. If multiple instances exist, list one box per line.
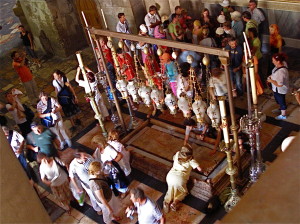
left=52, top=69, right=81, bottom=129
left=184, top=117, right=209, bottom=145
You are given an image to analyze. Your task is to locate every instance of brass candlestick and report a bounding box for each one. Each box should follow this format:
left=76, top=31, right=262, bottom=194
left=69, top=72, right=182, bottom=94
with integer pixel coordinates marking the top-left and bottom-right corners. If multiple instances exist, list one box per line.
left=218, top=96, right=240, bottom=212
left=219, top=56, right=242, bottom=180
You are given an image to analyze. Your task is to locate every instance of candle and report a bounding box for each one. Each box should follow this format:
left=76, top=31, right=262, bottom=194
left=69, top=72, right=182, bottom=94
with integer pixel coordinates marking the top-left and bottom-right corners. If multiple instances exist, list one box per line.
left=249, top=62, right=257, bottom=105
left=81, top=11, right=88, bottom=27
left=243, top=32, right=251, bottom=57
left=218, top=100, right=230, bottom=144
left=219, top=100, right=226, bottom=117
left=101, top=9, right=108, bottom=29
left=76, top=51, right=84, bottom=68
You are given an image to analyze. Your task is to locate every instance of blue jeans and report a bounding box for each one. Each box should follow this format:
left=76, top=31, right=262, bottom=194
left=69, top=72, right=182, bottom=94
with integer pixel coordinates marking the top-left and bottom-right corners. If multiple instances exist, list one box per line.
left=18, top=153, right=32, bottom=180
left=274, top=91, right=287, bottom=110
left=229, top=68, right=243, bottom=95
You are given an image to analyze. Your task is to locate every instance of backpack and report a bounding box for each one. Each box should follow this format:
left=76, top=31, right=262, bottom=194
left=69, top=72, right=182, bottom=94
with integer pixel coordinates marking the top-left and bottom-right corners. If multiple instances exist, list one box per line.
left=41, top=98, right=55, bottom=128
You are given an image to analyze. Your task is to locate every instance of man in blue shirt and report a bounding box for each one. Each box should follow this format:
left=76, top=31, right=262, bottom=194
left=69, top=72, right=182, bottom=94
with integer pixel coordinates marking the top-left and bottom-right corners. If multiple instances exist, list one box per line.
left=225, top=37, right=244, bottom=96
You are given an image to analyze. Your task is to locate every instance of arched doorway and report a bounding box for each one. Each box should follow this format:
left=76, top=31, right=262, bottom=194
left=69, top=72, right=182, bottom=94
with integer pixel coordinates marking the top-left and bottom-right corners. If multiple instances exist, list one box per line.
left=76, top=0, right=102, bottom=29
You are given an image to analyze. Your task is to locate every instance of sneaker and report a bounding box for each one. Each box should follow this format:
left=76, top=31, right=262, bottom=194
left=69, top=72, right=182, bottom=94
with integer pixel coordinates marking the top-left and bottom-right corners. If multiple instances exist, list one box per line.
left=60, top=142, right=65, bottom=150
left=65, top=139, right=72, bottom=148
left=272, top=109, right=281, bottom=114
left=275, top=115, right=287, bottom=120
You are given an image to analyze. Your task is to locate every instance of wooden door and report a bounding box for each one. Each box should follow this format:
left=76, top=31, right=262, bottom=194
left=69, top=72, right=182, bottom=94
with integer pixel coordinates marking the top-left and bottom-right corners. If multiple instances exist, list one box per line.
left=76, top=0, right=102, bottom=29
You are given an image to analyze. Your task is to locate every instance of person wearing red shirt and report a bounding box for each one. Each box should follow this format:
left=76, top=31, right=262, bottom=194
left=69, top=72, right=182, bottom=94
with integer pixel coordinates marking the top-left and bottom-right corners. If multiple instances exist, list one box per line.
left=11, top=51, right=39, bottom=105
left=116, top=48, right=136, bottom=81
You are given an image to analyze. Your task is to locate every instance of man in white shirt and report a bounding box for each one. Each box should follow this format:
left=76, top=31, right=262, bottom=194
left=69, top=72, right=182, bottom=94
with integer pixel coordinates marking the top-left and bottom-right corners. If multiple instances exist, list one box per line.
left=69, top=149, right=102, bottom=213
left=2, top=126, right=33, bottom=181
left=144, top=5, right=161, bottom=37
left=126, top=188, right=164, bottom=224
left=116, top=13, right=131, bottom=52
left=247, top=0, right=265, bottom=25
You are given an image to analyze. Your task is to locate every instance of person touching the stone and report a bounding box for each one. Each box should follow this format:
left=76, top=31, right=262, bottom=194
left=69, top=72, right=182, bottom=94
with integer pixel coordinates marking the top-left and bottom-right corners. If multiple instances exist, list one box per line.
left=163, top=145, right=202, bottom=213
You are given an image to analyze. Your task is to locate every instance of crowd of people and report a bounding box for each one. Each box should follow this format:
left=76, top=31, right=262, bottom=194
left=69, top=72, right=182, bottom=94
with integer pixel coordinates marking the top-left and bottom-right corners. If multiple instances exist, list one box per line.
left=1, top=0, right=297, bottom=223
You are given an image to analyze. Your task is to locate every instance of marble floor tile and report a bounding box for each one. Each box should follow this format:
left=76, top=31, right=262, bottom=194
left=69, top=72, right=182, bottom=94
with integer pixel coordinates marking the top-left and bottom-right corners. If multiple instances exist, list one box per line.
left=260, top=123, right=281, bottom=150
left=78, top=215, right=97, bottom=224
left=54, top=212, right=79, bottom=224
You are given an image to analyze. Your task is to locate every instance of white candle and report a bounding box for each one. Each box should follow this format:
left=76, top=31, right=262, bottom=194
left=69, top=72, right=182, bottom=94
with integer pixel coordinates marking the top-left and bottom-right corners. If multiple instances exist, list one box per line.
left=81, top=11, right=88, bottom=27
left=76, top=51, right=84, bottom=68
left=219, top=100, right=226, bottom=117
left=243, top=32, right=251, bottom=57
left=101, top=9, right=108, bottom=29
left=249, top=63, right=257, bottom=105
left=218, top=100, right=230, bottom=144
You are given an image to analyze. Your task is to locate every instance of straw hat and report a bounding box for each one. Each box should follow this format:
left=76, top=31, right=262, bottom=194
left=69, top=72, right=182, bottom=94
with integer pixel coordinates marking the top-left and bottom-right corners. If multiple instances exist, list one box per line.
left=217, top=15, right=226, bottom=24
left=230, top=11, right=242, bottom=21
left=220, top=0, right=230, bottom=7
left=216, top=27, right=225, bottom=35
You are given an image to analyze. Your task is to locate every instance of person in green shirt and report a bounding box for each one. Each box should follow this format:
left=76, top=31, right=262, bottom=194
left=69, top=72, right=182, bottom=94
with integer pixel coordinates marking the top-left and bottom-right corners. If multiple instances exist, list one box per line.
left=241, top=11, right=258, bottom=37
left=30, top=122, right=59, bottom=157
left=168, top=13, right=184, bottom=41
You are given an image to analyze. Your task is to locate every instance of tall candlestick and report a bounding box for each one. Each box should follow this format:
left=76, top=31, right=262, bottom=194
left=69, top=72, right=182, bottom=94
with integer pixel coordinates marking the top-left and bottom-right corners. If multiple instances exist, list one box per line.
left=219, top=99, right=230, bottom=144
left=101, top=9, right=108, bottom=29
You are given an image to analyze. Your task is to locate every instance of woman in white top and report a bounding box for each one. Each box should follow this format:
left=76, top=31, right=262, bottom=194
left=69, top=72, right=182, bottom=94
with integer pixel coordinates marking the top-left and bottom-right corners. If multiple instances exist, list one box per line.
left=91, top=135, right=129, bottom=196
left=267, top=53, right=289, bottom=120
left=107, top=129, right=131, bottom=176
left=75, top=66, right=109, bottom=121
left=52, top=69, right=80, bottom=129
left=37, top=152, right=72, bottom=212
left=37, top=91, right=71, bottom=149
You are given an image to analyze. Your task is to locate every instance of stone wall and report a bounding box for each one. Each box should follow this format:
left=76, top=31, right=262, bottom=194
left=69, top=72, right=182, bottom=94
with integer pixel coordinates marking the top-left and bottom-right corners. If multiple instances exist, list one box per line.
left=16, top=0, right=87, bottom=57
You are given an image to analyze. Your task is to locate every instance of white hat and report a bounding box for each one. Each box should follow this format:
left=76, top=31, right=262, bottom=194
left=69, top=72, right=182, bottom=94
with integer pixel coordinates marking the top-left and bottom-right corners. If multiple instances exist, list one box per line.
left=217, top=15, right=226, bottom=24
left=230, top=11, right=242, bottom=20
left=216, top=27, right=224, bottom=35
left=139, top=24, right=148, bottom=33
left=220, top=0, right=230, bottom=7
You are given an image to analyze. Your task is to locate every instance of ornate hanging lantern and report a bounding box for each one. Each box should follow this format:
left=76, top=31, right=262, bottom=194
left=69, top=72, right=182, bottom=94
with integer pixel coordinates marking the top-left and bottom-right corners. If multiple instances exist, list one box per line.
left=207, top=100, right=221, bottom=128
left=164, top=91, right=177, bottom=115
left=138, top=84, right=152, bottom=107
left=127, top=80, right=140, bottom=103
left=116, top=79, right=128, bottom=99
left=178, top=93, right=191, bottom=118
left=151, top=88, right=164, bottom=110
left=192, top=95, right=207, bottom=124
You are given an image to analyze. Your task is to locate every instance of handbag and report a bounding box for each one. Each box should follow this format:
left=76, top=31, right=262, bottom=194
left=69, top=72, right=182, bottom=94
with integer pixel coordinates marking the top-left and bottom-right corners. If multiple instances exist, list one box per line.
left=41, top=98, right=55, bottom=128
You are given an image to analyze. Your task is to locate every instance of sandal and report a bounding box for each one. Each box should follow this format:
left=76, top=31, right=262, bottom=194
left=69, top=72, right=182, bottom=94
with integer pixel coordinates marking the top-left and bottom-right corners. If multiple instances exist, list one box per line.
left=170, top=202, right=177, bottom=211
left=112, top=216, right=122, bottom=222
